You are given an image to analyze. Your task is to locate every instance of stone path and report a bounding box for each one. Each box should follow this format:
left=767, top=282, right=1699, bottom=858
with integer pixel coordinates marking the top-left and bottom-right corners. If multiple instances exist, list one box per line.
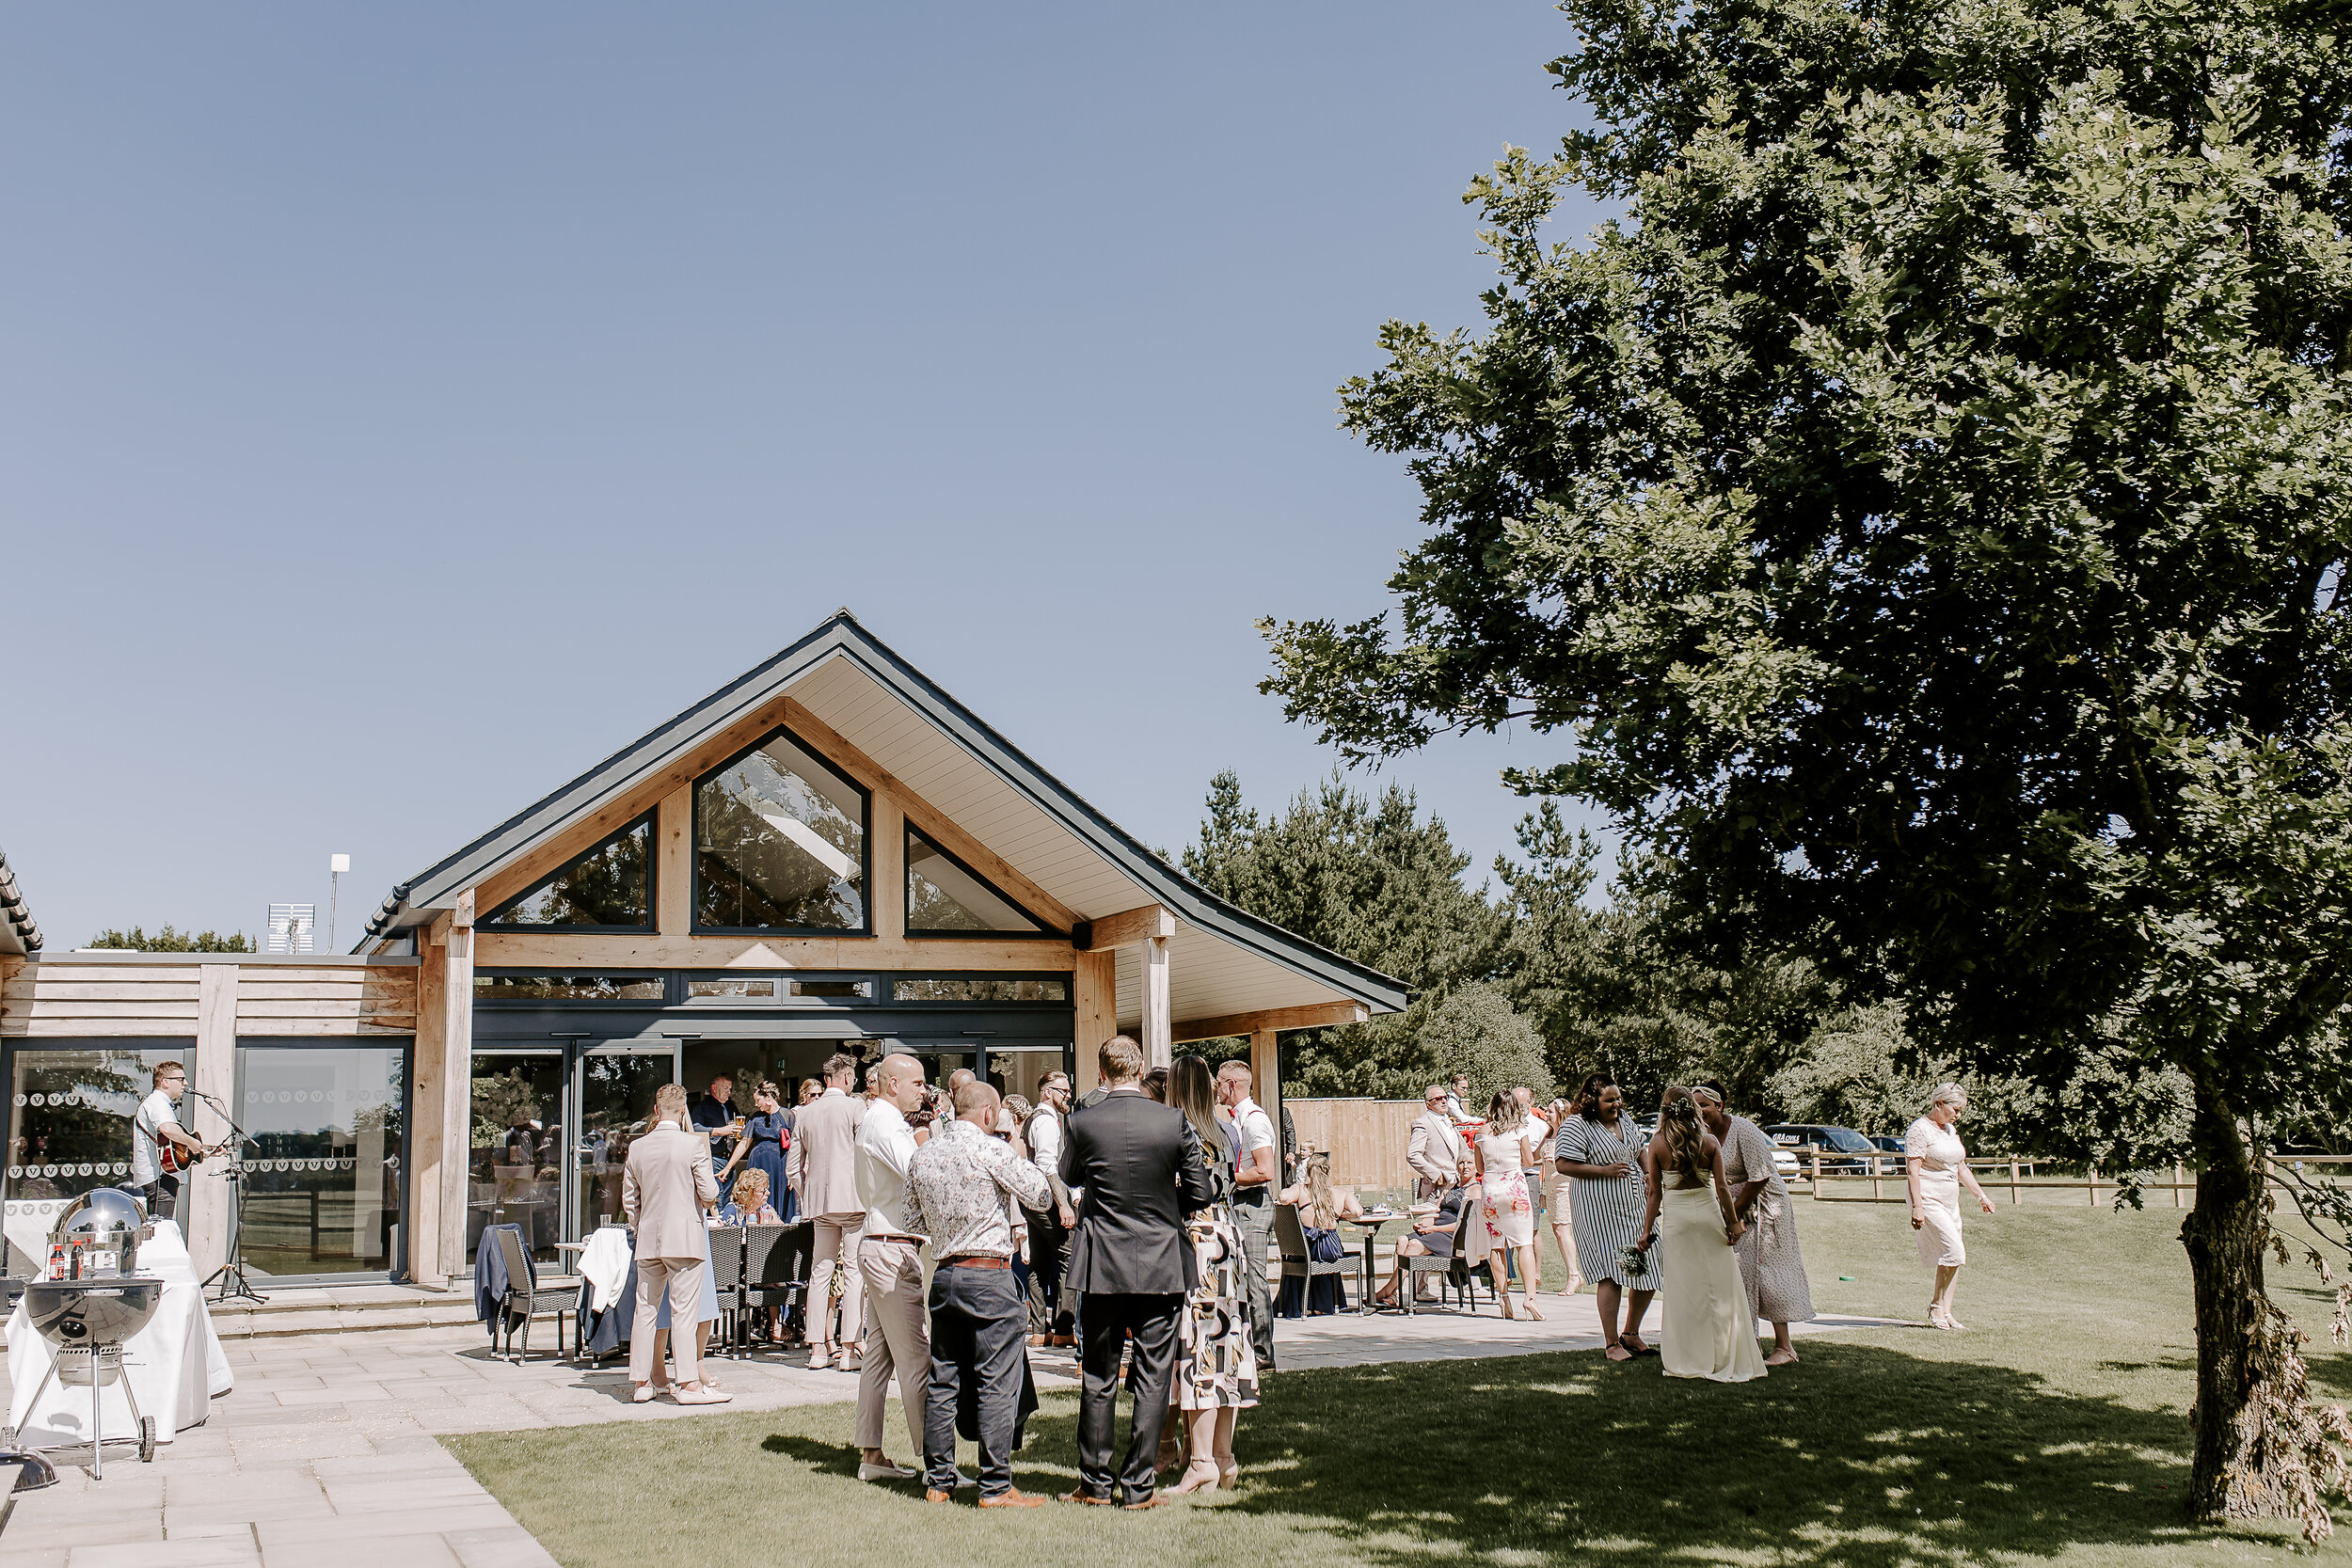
left=4, top=1294, right=1898, bottom=1566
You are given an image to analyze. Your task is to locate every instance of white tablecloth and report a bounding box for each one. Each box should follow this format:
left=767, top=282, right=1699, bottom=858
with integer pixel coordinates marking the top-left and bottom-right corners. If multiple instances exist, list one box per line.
left=7, top=1221, right=235, bottom=1449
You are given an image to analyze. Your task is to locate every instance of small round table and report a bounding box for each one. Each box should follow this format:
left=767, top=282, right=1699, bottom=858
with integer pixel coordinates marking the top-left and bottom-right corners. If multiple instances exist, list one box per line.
left=1344, top=1212, right=1396, bottom=1313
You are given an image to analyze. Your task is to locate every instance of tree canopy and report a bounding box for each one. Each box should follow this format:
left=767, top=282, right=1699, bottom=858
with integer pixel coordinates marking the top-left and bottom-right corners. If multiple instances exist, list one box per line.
left=1262, top=0, right=2352, bottom=1528
left=87, top=924, right=255, bottom=953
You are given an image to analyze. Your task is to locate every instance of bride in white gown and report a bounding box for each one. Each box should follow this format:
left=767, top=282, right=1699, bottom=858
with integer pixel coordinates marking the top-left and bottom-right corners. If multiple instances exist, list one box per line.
left=1635, top=1087, right=1767, bottom=1383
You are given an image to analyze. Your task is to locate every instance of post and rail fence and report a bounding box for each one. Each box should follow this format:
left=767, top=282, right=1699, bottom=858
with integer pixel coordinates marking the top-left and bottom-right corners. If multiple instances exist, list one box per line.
left=1283, top=1097, right=2349, bottom=1212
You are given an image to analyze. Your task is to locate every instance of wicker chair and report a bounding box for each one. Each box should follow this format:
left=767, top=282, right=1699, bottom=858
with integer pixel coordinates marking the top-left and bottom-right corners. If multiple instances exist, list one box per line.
left=490, top=1225, right=580, bottom=1362
left=706, top=1227, right=746, bottom=1356
left=1404, top=1201, right=1494, bottom=1316
left=741, top=1223, right=805, bottom=1351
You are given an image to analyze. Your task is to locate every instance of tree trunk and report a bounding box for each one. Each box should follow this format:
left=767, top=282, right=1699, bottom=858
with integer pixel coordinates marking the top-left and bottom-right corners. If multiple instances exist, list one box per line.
left=2180, top=1083, right=2267, bottom=1519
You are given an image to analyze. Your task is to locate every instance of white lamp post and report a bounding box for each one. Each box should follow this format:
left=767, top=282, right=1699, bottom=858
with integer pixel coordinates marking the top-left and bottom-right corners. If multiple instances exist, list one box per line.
left=329, top=853, right=350, bottom=950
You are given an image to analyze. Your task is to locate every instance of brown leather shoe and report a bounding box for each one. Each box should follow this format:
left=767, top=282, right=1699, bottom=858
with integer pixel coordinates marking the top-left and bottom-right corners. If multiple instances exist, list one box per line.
left=1059, top=1488, right=1117, bottom=1506
left=925, top=1489, right=953, bottom=1504
left=978, top=1488, right=1046, bottom=1509
left=1122, top=1494, right=1165, bottom=1511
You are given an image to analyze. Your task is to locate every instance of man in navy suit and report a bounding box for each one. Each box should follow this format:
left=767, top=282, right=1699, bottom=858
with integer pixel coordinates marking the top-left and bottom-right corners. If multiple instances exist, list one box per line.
left=1057, top=1036, right=1213, bottom=1509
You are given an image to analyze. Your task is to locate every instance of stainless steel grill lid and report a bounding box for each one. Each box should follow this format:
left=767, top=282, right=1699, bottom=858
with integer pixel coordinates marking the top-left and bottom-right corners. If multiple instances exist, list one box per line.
left=50, top=1187, right=148, bottom=1275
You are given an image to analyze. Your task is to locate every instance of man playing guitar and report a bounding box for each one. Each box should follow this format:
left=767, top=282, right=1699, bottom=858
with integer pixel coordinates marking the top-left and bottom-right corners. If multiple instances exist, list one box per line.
left=133, top=1061, right=215, bottom=1224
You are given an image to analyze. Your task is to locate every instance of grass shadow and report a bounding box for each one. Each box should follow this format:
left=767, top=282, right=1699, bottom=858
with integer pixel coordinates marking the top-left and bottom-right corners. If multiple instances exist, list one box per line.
left=760, top=1433, right=861, bottom=1479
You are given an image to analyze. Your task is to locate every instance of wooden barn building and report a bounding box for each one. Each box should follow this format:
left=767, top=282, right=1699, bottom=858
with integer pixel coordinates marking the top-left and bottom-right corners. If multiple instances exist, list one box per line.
left=2, top=611, right=1406, bottom=1291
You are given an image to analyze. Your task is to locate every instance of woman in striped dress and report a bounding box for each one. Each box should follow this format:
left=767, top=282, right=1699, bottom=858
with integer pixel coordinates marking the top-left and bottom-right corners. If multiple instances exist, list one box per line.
left=1554, top=1073, right=1657, bottom=1361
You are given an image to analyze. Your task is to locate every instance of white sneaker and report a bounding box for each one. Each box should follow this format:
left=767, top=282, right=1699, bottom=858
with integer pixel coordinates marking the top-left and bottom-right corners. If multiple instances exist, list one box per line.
left=806, top=1351, right=834, bottom=1370
left=858, top=1461, right=917, bottom=1482
left=632, top=1384, right=658, bottom=1403
left=673, top=1385, right=733, bottom=1405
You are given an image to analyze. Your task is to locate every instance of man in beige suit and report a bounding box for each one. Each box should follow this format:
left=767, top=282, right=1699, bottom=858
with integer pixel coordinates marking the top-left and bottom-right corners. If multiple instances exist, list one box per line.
left=787, top=1051, right=867, bottom=1370
left=624, top=1083, right=728, bottom=1404
left=1406, top=1084, right=1470, bottom=1201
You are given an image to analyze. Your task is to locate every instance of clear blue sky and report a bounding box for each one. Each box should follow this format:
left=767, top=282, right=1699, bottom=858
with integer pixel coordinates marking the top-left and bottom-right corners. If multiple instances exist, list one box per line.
left=1, top=3, right=1613, bottom=951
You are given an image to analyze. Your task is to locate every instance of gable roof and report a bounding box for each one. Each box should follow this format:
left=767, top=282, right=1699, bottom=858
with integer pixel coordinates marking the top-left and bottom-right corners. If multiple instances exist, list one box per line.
left=0, top=846, right=40, bottom=957
left=362, top=610, right=1408, bottom=1019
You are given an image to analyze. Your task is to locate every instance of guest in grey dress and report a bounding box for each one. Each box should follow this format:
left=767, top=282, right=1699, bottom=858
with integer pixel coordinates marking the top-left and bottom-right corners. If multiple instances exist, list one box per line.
left=1693, top=1081, right=1813, bottom=1367
left=1554, top=1073, right=1658, bottom=1361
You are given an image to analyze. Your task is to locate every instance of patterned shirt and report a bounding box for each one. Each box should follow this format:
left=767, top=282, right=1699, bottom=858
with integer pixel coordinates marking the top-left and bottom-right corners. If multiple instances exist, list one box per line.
left=901, top=1117, right=1051, bottom=1260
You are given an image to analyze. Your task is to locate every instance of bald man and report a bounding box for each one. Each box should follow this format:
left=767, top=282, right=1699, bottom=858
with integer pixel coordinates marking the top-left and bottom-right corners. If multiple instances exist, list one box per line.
left=852, top=1053, right=930, bottom=1481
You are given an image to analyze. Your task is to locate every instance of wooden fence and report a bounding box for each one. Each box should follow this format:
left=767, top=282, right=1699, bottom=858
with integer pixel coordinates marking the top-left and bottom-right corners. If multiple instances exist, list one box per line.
left=1800, top=1149, right=2352, bottom=1207
left=1286, top=1099, right=1423, bottom=1191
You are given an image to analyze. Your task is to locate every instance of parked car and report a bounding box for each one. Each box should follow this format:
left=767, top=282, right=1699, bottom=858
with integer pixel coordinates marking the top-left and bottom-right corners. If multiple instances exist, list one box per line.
left=1771, top=1146, right=1803, bottom=1180
left=1867, top=1134, right=1911, bottom=1174
left=1759, top=1122, right=1877, bottom=1174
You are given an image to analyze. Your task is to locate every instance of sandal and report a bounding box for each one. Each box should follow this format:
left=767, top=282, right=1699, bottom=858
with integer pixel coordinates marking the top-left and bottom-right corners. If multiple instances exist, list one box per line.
left=1604, top=1342, right=1633, bottom=1362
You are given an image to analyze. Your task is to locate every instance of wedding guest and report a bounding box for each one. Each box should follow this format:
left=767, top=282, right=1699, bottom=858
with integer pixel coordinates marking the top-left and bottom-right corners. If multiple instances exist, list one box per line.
left=1023, top=1072, right=1076, bottom=1347
left=1514, top=1085, right=1549, bottom=1291
left=1371, top=1191, right=1465, bottom=1307
left=1692, top=1080, right=1811, bottom=1365
left=788, top=1053, right=868, bottom=1370
left=1540, top=1094, right=1582, bottom=1294
left=1906, top=1083, right=1995, bottom=1329
left=623, top=1083, right=728, bottom=1404
left=1058, top=1037, right=1213, bottom=1509
left=1444, top=1074, right=1471, bottom=1123
left=1472, top=1089, right=1544, bottom=1321
left=718, top=1082, right=794, bottom=1221
left=902, top=1079, right=1052, bottom=1508
left=720, top=1167, right=779, bottom=1226
left=854, top=1053, right=930, bottom=1483
left=1167, top=1056, right=1255, bottom=1496
left=690, top=1073, right=742, bottom=1191
left=1276, top=1151, right=1360, bottom=1317
left=798, top=1078, right=823, bottom=1107
left=1556, top=1072, right=1656, bottom=1361
left=1216, top=1060, right=1280, bottom=1373
left=1406, top=1085, right=1469, bottom=1200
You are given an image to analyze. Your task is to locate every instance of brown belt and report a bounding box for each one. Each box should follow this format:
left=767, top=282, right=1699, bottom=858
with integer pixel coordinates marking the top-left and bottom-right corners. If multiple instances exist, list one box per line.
left=946, top=1256, right=1010, bottom=1269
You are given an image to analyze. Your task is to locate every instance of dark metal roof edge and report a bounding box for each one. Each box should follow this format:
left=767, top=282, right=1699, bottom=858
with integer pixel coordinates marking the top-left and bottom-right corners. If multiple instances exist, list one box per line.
left=361, top=611, right=1410, bottom=1012
left=0, top=846, right=43, bottom=957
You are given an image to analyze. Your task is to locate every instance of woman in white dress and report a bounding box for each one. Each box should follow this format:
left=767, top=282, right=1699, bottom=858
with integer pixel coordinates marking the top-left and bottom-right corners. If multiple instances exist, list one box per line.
left=1635, top=1087, right=1766, bottom=1383
left=1905, top=1082, right=1995, bottom=1329
left=1471, top=1089, right=1545, bottom=1321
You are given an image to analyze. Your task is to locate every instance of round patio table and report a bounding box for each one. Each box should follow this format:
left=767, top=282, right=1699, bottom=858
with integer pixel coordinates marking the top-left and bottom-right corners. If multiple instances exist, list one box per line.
left=1343, top=1211, right=1396, bottom=1314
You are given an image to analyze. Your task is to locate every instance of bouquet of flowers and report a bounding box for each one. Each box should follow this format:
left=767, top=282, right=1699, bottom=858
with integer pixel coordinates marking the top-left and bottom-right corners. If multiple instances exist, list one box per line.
left=1618, top=1238, right=1653, bottom=1282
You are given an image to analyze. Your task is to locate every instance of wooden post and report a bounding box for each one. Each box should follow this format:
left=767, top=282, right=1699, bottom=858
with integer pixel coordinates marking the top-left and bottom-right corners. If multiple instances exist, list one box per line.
left=2009, top=1156, right=2021, bottom=1206
left=183, top=961, right=240, bottom=1278
left=2172, top=1160, right=2185, bottom=1209
left=656, top=784, right=692, bottom=936
left=1871, top=1152, right=1883, bottom=1202
left=437, top=891, right=476, bottom=1283
left=870, top=797, right=906, bottom=939
left=410, top=932, right=448, bottom=1286
left=1140, top=932, right=1171, bottom=1070
left=1251, top=1028, right=1279, bottom=1168
left=2088, top=1164, right=2099, bottom=1208
left=1809, top=1148, right=1821, bottom=1199
left=1072, top=949, right=1115, bottom=1095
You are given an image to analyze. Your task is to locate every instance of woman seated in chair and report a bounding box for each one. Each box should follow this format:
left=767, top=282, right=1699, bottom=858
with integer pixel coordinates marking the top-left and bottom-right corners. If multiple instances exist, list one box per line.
left=1372, top=1192, right=1466, bottom=1308
left=1276, top=1152, right=1365, bottom=1316
left=720, top=1167, right=779, bottom=1227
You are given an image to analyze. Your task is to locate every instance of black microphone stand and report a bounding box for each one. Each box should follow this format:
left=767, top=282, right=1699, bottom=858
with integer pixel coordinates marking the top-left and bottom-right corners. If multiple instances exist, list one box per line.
left=191, top=1090, right=269, bottom=1305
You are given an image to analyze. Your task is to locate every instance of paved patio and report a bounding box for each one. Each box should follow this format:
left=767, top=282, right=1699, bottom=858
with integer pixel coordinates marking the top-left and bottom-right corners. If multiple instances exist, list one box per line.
left=3, top=1293, right=1896, bottom=1567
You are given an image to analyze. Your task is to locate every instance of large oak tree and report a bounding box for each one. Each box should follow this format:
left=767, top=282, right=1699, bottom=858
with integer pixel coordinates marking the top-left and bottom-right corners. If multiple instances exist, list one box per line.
left=1264, top=0, right=2352, bottom=1525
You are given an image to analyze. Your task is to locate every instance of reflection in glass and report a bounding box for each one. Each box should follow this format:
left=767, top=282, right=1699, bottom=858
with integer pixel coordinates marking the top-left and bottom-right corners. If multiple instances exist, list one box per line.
left=683, top=976, right=874, bottom=1003
left=469, top=1053, right=564, bottom=1266
left=6, top=1048, right=186, bottom=1206
left=906, top=828, right=1050, bottom=934
left=793, top=979, right=871, bottom=999
left=474, top=974, right=664, bottom=1002
left=696, top=729, right=866, bottom=930
left=688, top=977, right=777, bottom=1000
left=483, top=817, right=652, bottom=928
left=232, top=1046, right=407, bottom=1278
left=892, top=977, right=1069, bottom=1003
left=991, top=1047, right=1072, bottom=1106
left=576, top=1052, right=675, bottom=1232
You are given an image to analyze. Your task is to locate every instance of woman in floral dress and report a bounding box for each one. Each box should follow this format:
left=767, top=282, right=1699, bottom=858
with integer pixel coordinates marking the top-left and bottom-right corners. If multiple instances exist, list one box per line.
left=1472, top=1088, right=1544, bottom=1321
left=1166, top=1055, right=1257, bottom=1493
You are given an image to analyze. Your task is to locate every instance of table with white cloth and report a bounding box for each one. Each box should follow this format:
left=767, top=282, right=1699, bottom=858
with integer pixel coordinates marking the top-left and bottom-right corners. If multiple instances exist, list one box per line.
left=6, top=1220, right=235, bottom=1449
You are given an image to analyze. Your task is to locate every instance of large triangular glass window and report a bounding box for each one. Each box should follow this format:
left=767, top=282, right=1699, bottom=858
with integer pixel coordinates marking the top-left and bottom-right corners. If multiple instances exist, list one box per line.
left=483, top=814, right=654, bottom=930
left=905, top=826, right=1056, bottom=936
left=695, top=726, right=869, bottom=932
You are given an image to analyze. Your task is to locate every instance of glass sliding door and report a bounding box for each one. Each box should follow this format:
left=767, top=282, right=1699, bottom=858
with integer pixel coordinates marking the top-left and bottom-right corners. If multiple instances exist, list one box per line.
left=469, top=1050, right=565, bottom=1267
left=571, top=1044, right=677, bottom=1235
left=232, top=1040, right=409, bottom=1283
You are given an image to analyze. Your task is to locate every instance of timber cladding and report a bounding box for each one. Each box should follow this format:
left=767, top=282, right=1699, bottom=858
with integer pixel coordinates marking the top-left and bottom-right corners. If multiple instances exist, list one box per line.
left=1286, top=1098, right=1424, bottom=1192
left=1, top=961, right=418, bottom=1037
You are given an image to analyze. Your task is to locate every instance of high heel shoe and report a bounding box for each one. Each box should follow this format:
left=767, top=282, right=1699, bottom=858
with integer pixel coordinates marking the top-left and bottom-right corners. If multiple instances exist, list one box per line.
left=1216, top=1458, right=1238, bottom=1491
left=1166, top=1460, right=1221, bottom=1496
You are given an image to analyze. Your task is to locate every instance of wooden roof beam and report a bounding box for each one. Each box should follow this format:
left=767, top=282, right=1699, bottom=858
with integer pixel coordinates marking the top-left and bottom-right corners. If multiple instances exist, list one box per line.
left=1076, top=903, right=1175, bottom=952
left=1172, top=1000, right=1367, bottom=1044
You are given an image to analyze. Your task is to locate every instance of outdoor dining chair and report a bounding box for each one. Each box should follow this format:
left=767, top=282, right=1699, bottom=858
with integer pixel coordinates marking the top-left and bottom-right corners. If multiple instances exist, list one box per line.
left=1405, top=1203, right=1494, bottom=1316
left=1273, top=1200, right=1353, bottom=1314
left=706, top=1226, right=746, bottom=1357
left=741, top=1222, right=805, bottom=1352
left=491, top=1224, right=581, bottom=1363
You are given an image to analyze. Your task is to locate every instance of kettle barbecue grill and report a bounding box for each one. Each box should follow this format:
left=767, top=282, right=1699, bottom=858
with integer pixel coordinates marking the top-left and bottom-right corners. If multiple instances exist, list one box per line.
left=3, top=1279, right=165, bottom=1475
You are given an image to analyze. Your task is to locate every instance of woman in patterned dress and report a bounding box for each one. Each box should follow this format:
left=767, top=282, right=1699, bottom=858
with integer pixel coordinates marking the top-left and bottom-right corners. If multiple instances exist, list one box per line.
left=1693, top=1080, right=1813, bottom=1366
left=1167, top=1055, right=1257, bottom=1495
left=1555, top=1073, right=1657, bottom=1361
left=1472, top=1089, right=1544, bottom=1321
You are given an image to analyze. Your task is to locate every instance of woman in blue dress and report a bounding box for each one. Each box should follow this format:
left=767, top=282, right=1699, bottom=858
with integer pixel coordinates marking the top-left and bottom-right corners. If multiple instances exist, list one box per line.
left=721, top=1082, right=795, bottom=1223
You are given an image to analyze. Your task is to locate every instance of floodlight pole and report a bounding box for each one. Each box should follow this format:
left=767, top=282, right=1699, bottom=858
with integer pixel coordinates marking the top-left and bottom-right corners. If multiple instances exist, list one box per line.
left=328, top=853, right=350, bottom=951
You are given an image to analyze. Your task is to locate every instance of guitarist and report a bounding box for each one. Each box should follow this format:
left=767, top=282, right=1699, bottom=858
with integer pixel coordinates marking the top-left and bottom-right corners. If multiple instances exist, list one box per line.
left=131, top=1060, right=209, bottom=1224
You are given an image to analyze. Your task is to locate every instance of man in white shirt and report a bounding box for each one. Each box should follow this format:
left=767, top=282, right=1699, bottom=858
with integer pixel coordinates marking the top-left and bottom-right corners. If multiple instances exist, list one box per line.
left=1444, top=1073, right=1472, bottom=1124
left=1021, top=1071, right=1076, bottom=1346
left=851, top=1053, right=929, bottom=1482
left=1216, top=1060, right=1279, bottom=1374
left=130, top=1060, right=207, bottom=1224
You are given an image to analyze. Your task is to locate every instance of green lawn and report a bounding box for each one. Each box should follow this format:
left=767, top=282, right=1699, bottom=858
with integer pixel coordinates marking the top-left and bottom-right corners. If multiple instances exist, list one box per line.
left=446, top=1200, right=2352, bottom=1567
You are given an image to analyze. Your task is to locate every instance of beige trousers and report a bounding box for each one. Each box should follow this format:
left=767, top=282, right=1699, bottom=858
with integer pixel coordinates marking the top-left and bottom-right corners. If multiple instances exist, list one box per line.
left=856, top=1237, right=929, bottom=1451
left=809, top=1212, right=866, bottom=1350
left=630, top=1257, right=705, bottom=1386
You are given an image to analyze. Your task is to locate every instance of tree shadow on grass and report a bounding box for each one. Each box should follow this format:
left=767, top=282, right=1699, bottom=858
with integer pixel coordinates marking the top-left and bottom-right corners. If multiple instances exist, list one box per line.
left=761, top=1433, right=861, bottom=1479
left=998, top=1340, right=2324, bottom=1566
